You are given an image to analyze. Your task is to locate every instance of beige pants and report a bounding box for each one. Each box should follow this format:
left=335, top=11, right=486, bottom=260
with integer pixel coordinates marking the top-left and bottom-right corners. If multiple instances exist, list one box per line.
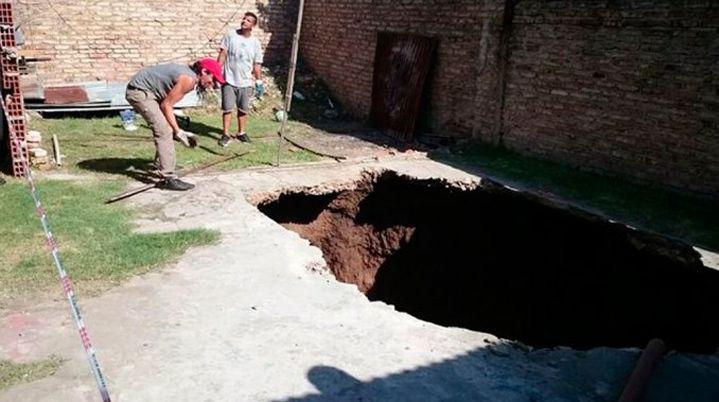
left=125, top=88, right=175, bottom=177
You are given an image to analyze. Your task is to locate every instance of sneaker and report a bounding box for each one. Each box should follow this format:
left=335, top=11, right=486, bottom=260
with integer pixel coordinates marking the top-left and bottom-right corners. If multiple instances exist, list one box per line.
left=236, top=133, right=251, bottom=143
left=159, top=177, right=195, bottom=191
left=218, top=135, right=232, bottom=147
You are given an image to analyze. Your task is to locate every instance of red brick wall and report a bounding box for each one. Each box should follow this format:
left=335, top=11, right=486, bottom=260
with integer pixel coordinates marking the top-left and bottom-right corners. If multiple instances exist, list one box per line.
left=301, top=0, right=505, bottom=139
left=503, top=1, right=719, bottom=195
left=300, top=0, right=718, bottom=195
left=16, top=0, right=297, bottom=84
left=15, top=1, right=719, bottom=195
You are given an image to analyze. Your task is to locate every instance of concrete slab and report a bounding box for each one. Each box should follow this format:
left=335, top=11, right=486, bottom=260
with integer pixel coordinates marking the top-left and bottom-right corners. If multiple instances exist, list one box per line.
left=1, top=156, right=718, bottom=401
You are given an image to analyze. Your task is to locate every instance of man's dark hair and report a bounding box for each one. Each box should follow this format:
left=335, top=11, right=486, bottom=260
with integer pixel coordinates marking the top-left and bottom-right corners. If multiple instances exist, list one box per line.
left=189, top=62, right=212, bottom=92
left=245, top=12, right=258, bottom=26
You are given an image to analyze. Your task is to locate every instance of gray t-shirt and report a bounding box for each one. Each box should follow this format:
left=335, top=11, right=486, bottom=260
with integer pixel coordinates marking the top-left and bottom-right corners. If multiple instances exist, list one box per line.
left=220, top=30, right=263, bottom=88
left=128, top=64, right=196, bottom=100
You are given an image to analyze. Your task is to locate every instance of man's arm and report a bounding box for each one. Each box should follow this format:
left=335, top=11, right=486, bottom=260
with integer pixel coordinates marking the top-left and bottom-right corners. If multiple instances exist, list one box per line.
left=253, top=39, right=264, bottom=81
left=160, top=74, right=195, bottom=134
left=217, top=33, right=229, bottom=66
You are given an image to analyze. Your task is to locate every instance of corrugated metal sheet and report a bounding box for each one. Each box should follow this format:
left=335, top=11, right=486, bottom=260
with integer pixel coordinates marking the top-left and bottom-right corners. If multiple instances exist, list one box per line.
left=370, top=33, right=436, bottom=142
left=26, top=81, right=201, bottom=112
left=44, top=86, right=89, bottom=104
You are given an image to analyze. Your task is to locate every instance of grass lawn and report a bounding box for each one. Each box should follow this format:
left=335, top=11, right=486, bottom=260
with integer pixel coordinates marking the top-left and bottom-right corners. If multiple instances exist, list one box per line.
left=29, top=110, right=317, bottom=179
left=0, top=109, right=318, bottom=308
left=0, top=356, right=63, bottom=390
left=0, top=108, right=320, bottom=387
left=0, top=179, right=219, bottom=310
left=432, top=144, right=719, bottom=251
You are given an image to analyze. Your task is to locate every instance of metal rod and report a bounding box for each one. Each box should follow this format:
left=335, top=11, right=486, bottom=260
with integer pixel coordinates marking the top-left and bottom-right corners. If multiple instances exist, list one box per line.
left=276, top=0, right=305, bottom=167
left=278, top=131, right=345, bottom=161
left=105, top=151, right=248, bottom=204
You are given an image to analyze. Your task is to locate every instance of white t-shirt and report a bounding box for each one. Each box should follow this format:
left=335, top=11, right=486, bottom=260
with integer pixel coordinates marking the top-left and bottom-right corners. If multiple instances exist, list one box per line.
left=220, top=30, right=264, bottom=88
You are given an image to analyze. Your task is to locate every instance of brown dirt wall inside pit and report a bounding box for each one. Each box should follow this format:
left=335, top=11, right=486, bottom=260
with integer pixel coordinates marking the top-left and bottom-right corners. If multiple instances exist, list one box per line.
left=259, top=172, right=719, bottom=353
left=283, top=182, right=415, bottom=293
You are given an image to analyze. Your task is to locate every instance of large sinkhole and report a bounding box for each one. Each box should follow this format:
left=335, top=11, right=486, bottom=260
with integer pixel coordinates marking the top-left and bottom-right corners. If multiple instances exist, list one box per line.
left=258, top=172, right=719, bottom=353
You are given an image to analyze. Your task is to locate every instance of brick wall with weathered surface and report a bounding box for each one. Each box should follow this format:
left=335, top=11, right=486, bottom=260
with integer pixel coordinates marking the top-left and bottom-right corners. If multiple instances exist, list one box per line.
left=300, top=0, right=718, bottom=195
left=16, top=0, right=297, bottom=84
left=503, top=1, right=719, bottom=195
left=301, top=0, right=506, bottom=139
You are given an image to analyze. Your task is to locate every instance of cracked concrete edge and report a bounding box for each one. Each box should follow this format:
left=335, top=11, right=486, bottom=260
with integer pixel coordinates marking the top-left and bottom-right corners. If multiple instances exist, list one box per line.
left=239, top=157, right=719, bottom=272
left=36, top=154, right=719, bottom=271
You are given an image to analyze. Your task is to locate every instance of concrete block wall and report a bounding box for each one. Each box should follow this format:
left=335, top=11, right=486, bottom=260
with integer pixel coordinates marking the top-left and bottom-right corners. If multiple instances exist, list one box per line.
left=300, top=0, right=718, bottom=195
left=16, top=0, right=298, bottom=85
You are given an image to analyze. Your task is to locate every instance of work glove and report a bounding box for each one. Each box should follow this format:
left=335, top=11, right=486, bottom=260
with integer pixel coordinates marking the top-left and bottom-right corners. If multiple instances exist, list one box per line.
left=255, top=80, right=265, bottom=99
left=174, top=130, right=198, bottom=148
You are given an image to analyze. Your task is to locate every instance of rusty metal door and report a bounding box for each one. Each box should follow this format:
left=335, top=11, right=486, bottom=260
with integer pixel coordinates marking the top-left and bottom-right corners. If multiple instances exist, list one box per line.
left=370, top=33, right=436, bottom=142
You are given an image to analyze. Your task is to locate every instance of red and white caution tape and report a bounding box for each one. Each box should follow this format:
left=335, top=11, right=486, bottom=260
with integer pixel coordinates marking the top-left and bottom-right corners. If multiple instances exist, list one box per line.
left=2, top=95, right=111, bottom=401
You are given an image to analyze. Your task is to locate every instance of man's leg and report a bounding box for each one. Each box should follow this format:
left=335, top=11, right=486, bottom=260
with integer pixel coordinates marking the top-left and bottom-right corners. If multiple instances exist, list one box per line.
left=126, top=89, right=193, bottom=190
left=235, top=86, right=254, bottom=142
left=236, top=112, right=247, bottom=136
left=219, top=84, right=237, bottom=147
left=222, top=112, right=233, bottom=136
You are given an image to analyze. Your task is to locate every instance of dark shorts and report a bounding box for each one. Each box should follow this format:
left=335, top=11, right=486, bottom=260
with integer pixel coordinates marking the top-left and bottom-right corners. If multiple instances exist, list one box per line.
left=221, top=84, right=254, bottom=114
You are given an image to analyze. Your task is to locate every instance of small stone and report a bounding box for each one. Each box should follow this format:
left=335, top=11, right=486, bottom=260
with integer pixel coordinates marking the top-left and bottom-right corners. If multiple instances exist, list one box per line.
left=26, top=130, right=42, bottom=142
left=30, top=148, right=48, bottom=157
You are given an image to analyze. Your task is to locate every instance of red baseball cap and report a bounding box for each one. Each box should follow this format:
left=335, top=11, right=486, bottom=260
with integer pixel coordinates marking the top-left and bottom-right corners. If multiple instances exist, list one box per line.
left=197, top=58, right=226, bottom=84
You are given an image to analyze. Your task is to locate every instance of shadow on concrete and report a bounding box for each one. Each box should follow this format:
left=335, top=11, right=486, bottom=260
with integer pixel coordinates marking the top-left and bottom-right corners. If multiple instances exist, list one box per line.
left=276, top=344, right=719, bottom=401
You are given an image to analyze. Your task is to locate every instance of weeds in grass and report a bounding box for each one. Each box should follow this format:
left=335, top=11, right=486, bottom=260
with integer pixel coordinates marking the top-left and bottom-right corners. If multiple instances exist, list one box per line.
left=0, top=356, right=64, bottom=390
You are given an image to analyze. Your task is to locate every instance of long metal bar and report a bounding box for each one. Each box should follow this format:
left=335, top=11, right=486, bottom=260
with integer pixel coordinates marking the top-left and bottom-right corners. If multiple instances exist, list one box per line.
left=276, top=0, right=305, bottom=166
left=105, top=151, right=248, bottom=204
left=279, top=132, right=345, bottom=161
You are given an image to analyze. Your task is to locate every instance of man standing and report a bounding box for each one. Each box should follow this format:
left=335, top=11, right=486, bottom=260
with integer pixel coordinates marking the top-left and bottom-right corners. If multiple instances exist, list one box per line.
left=217, top=11, right=264, bottom=146
left=126, top=58, right=225, bottom=191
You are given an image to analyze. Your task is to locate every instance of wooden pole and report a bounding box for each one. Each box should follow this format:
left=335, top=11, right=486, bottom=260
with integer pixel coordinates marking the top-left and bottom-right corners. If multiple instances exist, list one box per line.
left=276, top=0, right=305, bottom=167
left=493, top=0, right=517, bottom=146
left=52, top=133, right=62, bottom=166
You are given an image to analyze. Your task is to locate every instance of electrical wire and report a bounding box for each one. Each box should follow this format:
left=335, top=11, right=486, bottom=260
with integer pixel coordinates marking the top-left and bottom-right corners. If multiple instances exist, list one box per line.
left=152, top=1, right=247, bottom=64
left=24, top=0, right=250, bottom=65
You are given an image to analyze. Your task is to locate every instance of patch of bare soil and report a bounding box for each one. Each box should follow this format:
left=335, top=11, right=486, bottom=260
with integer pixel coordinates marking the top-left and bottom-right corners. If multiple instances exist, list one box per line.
left=259, top=172, right=719, bottom=353
left=282, top=180, right=415, bottom=292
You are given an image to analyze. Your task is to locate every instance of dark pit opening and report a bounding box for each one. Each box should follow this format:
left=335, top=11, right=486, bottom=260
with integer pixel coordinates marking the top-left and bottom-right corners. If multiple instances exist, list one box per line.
left=259, top=172, right=719, bottom=353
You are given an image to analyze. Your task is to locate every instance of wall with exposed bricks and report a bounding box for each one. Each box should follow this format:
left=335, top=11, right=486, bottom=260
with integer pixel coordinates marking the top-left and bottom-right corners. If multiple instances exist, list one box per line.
left=300, top=0, right=718, bottom=196
left=301, top=0, right=506, bottom=139
left=502, top=1, right=719, bottom=195
left=16, top=0, right=298, bottom=84
left=14, top=0, right=719, bottom=195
